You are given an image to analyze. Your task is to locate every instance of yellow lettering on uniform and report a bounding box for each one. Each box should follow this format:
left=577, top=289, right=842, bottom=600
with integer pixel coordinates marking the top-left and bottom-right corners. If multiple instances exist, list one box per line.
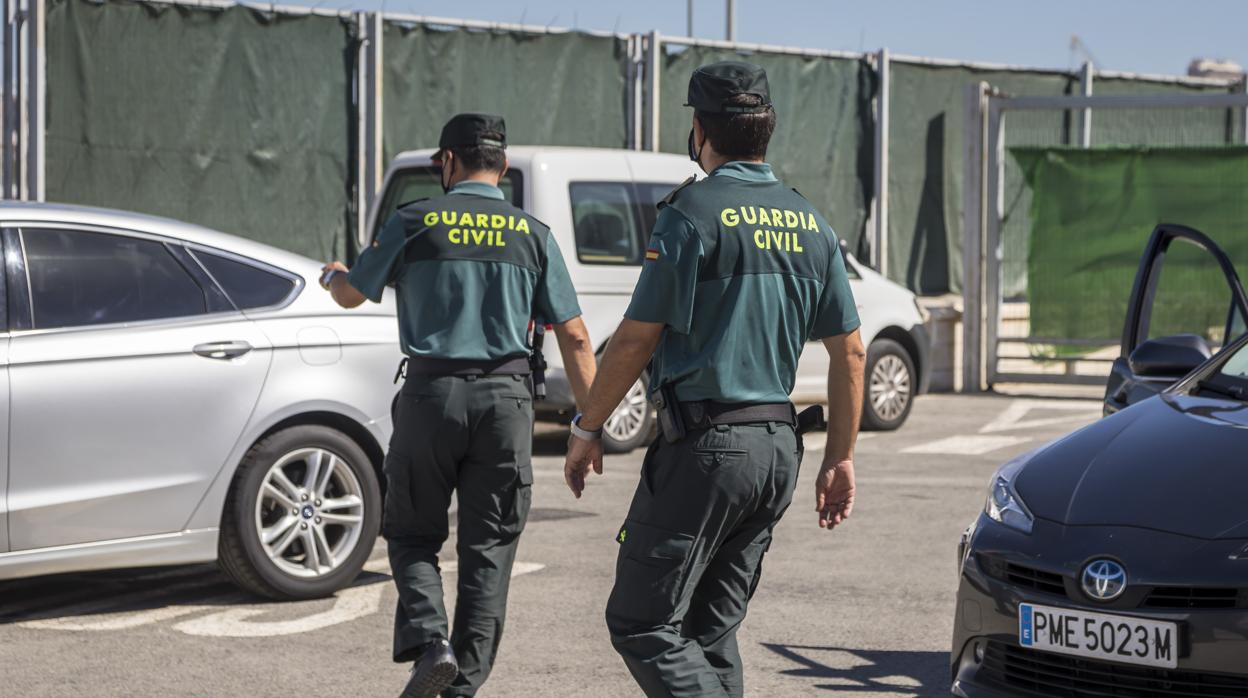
left=806, top=213, right=820, bottom=232
left=516, top=218, right=530, bottom=234
left=491, top=214, right=506, bottom=230
left=457, top=212, right=473, bottom=226
left=448, top=228, right=461, bottom=244
left=424, top=211, right=439, bottom=226
left=471, top=229, right=486, bottom=245
left=758, top=208, right=772, bottom=226
left=721, top=208, right=740, bottom=227
left=769, top=230, right=784, bottom=249
left=472, top=213, right=485, bottom=228
left=442, top=211, right=457, bottom=225
left=742, top=206, right=758, bottom=225
left=770, top=209, right=784, bottom=228
left=754, top=229, right=765, bottom=248
left=794, top=233, right=804, bottom=253
left=784, top=210, right=798, bottom=228
left=497, top=230, right=506, bottom=247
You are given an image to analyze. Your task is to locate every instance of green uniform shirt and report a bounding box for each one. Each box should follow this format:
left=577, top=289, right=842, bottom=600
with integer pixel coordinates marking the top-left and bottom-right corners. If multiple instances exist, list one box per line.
left=349, top=180, right=581, bottom=360
left=625, top=161, right=860, bottom=403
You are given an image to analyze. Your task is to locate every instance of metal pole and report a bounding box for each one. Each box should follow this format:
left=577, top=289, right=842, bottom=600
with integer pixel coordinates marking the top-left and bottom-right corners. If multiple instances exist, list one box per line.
left=872, top=48, right=890, bottom=275
left=1079, top=61, right=1092, bottom=148
left=645, top=30, right=661, bottom=152
left=961, top=82, right=987, bottom=393
left=356, top=12, right=382, bottom=248
left=2, top=0, right=15, bottom=199
left=687, top=0, right=693, bottom=37
left=1241, top=75, right=1248, bottom=144
left=725, top=0, right=735, bottom=42
left=984, top=101, right=1004, bottom=388
left=18, top=0, right=42, bottom=201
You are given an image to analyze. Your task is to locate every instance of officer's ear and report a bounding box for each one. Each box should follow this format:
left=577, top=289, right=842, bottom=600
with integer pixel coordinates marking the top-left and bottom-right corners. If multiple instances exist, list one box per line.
left=692, top=114, right=705, bottom=145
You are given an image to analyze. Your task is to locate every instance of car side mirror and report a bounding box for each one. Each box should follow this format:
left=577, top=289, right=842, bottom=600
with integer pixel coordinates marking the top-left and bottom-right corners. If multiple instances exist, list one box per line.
left=1128, top=334, right=1212, bottom=378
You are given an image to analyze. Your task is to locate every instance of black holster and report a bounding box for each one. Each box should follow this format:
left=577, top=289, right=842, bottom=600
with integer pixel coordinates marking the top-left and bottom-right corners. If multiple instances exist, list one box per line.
left=653, top=383, right=686, bottom=443
left=795, top=405, right=827, bottom=435
left=529, top=322, right=547, bottom=400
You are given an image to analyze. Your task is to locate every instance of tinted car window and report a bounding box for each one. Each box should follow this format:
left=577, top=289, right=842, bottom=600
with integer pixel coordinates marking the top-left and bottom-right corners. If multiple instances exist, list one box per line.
left=372, top=166, right=522, bottom=242
left=194, top=250, right=296, bottom=309
left=24, top=228, right=206, bottom=329
left=570, top=182, right=646, bottom=265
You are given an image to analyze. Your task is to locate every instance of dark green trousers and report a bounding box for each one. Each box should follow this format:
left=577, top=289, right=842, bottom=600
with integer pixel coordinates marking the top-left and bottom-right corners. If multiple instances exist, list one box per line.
left=382, top=373, right=534, bottom=698
left=605, top=422, right=802, bottom=698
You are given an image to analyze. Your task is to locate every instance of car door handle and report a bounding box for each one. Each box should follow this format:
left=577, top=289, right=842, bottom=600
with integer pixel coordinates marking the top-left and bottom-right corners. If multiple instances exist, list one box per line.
left=193, top=340, right=253, bottom=360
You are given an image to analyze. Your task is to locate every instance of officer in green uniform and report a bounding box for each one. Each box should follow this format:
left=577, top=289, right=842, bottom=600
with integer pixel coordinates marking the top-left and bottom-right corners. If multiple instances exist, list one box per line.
left=323, top=113, right=598, bottom=698
left=564, top=63, right=867, bottom=697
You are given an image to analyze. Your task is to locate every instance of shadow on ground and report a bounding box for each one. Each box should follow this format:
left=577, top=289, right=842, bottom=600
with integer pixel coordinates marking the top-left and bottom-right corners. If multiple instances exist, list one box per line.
left=0, top=563, right=391, bottom=625
left=763, top=643, right=948, bottom=696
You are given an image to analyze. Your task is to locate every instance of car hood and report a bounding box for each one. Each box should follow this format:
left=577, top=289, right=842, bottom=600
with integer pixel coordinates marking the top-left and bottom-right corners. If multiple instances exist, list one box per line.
left=1016, top=393, right=1248, bottom=539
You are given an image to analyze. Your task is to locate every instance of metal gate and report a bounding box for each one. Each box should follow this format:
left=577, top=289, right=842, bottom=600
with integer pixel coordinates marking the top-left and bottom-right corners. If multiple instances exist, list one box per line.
left=962, top=85, right=1248, bottom=391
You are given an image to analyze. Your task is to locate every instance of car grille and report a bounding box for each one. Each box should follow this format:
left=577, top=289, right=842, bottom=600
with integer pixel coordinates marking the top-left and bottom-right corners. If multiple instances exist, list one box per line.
left=981, top=641, right=1248, bottom=698
left=1144, top=587, right=1241, bottom=610
left=979, top=556, right=1244, bottom=610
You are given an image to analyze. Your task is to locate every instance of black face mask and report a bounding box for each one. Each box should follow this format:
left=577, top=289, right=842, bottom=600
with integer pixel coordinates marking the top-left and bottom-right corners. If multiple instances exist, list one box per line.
left=438, top=156, right=454, bottom=195
left=687, top=128, right=704, bottom=167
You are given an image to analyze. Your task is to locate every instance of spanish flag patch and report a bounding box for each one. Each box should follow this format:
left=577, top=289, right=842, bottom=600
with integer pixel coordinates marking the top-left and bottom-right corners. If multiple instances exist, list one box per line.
left=644, top=248, right=661, bottom=262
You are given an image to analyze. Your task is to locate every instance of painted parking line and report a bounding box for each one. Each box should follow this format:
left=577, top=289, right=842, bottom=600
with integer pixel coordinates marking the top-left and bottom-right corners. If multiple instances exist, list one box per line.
left=901, top=434, right=1030, bottom=455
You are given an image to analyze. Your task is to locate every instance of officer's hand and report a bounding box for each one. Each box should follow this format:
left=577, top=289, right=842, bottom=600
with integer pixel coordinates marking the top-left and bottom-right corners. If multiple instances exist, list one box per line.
left=815, top=458, right=855, bottom=530
left=320, top=261, right=349, bottom=289
left=564, top=435, right=603, bottom=499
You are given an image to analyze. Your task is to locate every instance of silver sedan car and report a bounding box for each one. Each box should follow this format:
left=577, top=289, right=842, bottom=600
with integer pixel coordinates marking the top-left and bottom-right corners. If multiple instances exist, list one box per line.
left=0, top=203, right=400, bottom=599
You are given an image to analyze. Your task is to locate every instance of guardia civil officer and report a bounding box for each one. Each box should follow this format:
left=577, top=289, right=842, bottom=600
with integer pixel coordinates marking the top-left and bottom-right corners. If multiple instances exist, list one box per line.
left=323, top=113, right=597, bottom=698
left=563, top=63, right=867, bottom=697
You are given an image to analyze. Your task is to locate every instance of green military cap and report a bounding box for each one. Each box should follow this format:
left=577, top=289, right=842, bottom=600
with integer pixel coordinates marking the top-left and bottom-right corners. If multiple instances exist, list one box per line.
left=435, top=113, right=506, bottom=158
left=685, top=61, right=772, bottom=114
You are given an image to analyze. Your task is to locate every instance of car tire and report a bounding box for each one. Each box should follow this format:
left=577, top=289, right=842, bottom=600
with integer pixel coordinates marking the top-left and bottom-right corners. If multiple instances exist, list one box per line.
left=218, top=425, right=381, bottom=600
left=861, top=338, right=916, bottom=431
left=602, top=372, right=656, bottom=454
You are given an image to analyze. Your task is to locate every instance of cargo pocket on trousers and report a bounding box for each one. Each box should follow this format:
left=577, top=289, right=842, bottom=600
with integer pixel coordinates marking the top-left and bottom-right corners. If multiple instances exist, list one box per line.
left=608, top=519, right=696, bottom=626
left=500, top=463, right=533, bottom=539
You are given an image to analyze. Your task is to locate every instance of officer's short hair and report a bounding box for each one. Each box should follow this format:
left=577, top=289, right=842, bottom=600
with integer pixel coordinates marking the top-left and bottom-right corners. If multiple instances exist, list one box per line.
left=448, top=131, right=507, bottom=174
left=695, top=94, right=776, bottom=160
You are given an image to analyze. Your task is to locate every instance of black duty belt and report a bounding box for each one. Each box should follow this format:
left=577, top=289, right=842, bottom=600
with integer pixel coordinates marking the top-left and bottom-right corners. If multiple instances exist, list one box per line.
left=400, top=356, right=531, bottom=380
left=677, top=401, right=796, bottom=429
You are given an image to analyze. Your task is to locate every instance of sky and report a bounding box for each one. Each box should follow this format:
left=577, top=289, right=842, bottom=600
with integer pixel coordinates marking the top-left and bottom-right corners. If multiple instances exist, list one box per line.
left=309, top=0, right=1247, bottom=78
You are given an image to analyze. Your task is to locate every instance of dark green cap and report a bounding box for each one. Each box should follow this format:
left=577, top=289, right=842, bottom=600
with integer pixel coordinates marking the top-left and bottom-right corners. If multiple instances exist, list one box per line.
left=435, top=113, right=506, bottom=156
left=685, top=61, right=772, bottom=114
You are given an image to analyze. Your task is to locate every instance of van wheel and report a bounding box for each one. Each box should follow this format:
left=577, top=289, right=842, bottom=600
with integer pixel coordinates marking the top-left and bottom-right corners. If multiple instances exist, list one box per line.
left=602, top=373, right=655, bottom=454
left=861, top=339, right=915, bottom=431
left=218, top=425, right=381, bottom=600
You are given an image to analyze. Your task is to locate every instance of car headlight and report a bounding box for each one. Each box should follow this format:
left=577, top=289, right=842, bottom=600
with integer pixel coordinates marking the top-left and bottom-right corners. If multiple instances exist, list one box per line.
left=985, top=451, right=1035, bottom=534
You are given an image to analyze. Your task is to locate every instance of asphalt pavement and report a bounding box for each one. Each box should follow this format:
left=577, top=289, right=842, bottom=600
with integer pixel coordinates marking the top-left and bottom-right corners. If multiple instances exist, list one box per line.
left=0, top=393, right=1103, bottom=697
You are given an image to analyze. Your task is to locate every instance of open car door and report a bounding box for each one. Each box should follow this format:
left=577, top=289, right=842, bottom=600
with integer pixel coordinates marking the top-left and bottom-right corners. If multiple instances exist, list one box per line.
left=1104, top=224, right=1248, bottom=414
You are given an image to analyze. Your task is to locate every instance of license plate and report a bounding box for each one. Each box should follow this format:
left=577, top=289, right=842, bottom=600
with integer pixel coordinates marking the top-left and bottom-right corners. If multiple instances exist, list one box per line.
left=1019, top=603, right=1178, bottom=669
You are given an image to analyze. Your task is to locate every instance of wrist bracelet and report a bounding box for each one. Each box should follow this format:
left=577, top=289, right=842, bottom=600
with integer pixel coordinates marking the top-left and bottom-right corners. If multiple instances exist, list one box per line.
left=570, top=413, right=602, bottom=441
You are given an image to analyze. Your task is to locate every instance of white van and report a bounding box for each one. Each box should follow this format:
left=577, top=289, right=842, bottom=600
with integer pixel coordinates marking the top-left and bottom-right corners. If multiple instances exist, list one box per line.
left=368, top=146, right=929, bottom=452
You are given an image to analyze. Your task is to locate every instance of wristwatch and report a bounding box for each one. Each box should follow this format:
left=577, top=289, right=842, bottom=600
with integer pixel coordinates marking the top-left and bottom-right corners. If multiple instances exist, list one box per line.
left=319, top=268, right=342, bottom=290
left=570, top=413, right=603, bottom=441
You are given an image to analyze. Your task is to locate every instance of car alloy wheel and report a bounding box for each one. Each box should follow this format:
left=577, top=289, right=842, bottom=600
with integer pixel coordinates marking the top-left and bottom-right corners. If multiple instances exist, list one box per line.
left=605, top=378, right=648, bottom=444
left=869, top=353, right=912, bottom=422
left=254, top=447, right=365, bottom=579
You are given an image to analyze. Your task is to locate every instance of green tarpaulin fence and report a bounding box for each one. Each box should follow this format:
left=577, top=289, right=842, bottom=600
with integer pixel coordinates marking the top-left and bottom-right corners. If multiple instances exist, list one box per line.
left=658, top=46, right=875, bottom=258
left=1017, top=146, right=1248, bottom=351
left=382, top=24, right=630, bottom=163
left=46, top=0, right=356, bottom=262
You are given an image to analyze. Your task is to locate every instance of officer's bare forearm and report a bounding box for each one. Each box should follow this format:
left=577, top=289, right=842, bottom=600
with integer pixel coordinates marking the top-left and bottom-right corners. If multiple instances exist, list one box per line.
left=330, top=275, right=368, bottom=309
left=552, top=316, right=596, bottom=409
left=823, top=329, right=866, bottom=462
left=578, top=319, right=664, bottom=431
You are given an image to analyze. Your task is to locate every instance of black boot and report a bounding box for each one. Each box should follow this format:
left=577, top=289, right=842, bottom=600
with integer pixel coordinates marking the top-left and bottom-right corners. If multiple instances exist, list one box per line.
left=399, top=639, right=458, bottom=698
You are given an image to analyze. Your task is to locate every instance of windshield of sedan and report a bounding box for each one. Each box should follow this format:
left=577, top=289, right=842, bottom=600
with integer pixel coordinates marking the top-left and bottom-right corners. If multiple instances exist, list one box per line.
left=1195, top=340, right=1248, bottom=400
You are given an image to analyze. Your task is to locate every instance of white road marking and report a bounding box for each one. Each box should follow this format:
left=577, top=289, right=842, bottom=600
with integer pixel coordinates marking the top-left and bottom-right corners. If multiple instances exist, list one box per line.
left=901, top=434, right=1030, bottom=455
left=978, top=399, right=1099, bottom=434
left=174, top=584, right=384, bottom=638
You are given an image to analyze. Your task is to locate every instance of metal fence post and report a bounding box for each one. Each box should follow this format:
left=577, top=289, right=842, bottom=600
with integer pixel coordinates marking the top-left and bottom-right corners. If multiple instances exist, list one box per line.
left=961, top=82, right=988, bottom=393
left=1241, top=75, right=1248, bottom=144
left=355, top=12, right=382, bottom=248
left=2, top=0, right=16, bottom=199
left=984, top=99, right=1004, bottom=387
left=872, top=48, right=890, bottom=275
left=645, top=30, right=661, bottom=152
left=1079, top=61, right=1093, bottom=147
